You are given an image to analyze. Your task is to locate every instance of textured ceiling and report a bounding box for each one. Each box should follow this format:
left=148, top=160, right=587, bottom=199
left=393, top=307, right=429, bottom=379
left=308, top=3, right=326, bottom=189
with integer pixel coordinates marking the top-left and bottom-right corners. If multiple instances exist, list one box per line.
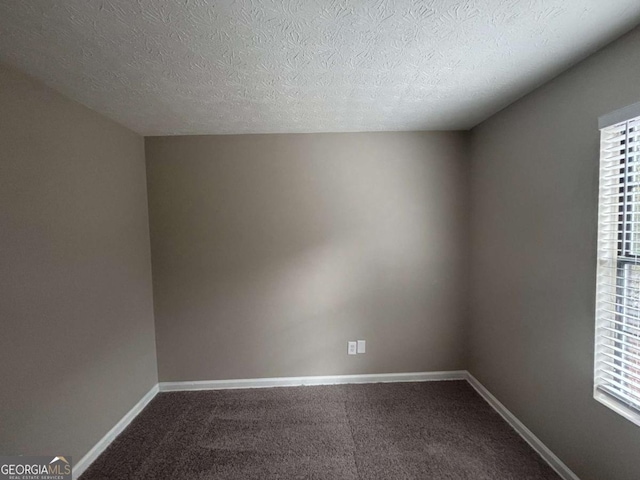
left=1, top=1, right=640, bottom=135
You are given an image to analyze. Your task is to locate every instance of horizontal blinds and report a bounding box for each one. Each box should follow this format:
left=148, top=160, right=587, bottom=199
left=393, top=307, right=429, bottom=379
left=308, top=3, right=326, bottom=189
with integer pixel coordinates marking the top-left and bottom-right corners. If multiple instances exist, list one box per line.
left=595, top=116, right=640, bottom=414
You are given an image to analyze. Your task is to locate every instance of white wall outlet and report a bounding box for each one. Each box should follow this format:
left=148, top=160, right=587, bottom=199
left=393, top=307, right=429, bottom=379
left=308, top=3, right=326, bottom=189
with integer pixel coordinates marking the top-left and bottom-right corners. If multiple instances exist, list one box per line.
left=357, top=340, right=366, bottom=354
left=348, top=341, right=357, bottom=355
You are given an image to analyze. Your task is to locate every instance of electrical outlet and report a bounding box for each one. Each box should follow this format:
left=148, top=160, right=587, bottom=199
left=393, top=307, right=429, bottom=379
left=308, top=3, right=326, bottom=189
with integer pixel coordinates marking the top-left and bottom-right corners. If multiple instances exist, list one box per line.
left=357, top=340, right=366, bottom=354
left=348, top=341, right=357, bottom=355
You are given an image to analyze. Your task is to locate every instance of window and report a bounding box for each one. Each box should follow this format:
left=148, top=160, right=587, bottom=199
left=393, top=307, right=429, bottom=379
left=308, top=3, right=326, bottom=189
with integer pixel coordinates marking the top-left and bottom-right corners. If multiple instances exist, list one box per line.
left=595, top=108, right=640, bottom=426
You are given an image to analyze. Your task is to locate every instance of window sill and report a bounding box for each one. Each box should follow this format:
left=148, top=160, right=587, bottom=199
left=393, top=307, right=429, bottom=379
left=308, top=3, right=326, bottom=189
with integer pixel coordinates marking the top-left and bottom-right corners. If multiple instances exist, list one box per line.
left=594, top=389, right=640, bottom=428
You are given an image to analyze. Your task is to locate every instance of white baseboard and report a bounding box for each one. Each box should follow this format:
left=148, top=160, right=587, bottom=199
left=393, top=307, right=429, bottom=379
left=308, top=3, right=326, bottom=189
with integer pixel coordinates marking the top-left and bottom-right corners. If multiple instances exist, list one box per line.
left=73, top=371, right=579, bottom=480
left=158, top=370, right=467, bottom=392
left=73, top=384, right=159, bottom=480
left=465, top=372, right=580, bottom=480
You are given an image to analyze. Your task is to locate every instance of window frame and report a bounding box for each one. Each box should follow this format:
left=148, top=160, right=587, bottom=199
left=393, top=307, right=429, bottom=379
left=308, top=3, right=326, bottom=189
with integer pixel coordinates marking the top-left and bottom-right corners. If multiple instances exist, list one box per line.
left=595, top=107, right=640, bottom=427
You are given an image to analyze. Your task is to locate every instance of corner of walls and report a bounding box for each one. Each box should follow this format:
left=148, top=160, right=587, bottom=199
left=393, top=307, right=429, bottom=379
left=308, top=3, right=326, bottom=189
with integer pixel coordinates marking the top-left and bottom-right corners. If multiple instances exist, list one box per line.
left=141, top=137, right=161, bottom=386
left=461, top=129, right=474, bottom=372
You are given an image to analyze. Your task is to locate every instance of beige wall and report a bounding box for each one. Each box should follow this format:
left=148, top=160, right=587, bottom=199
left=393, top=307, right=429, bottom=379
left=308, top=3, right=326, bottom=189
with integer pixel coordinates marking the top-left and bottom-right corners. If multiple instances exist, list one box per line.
left=146, top=132, right=469, bottom=381
left=0, top=64, right=157, bottom=465
left=469, top=26, right=640, bottom=480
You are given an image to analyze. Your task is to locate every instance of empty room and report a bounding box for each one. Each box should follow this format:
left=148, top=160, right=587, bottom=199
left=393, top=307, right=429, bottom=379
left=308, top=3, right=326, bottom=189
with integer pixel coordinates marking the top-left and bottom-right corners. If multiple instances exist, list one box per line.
left=3, top=1, right=640, bottom=479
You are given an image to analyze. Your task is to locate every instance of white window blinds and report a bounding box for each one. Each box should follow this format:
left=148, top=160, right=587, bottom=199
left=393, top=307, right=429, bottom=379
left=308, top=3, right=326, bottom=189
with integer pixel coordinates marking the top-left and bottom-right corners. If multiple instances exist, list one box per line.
left=595, top=115, right=640, bottom=425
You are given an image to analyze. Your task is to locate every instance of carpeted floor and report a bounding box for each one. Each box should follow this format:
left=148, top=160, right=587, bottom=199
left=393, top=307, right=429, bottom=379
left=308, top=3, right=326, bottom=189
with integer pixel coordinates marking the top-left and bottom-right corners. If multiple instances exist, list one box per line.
left=80, top=381, right=560, bottom=479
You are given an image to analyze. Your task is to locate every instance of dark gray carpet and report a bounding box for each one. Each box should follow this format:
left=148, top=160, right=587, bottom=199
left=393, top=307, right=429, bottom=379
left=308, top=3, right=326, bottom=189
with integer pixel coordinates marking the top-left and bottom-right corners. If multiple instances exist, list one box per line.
left=80, top=381, right=560, bottom=479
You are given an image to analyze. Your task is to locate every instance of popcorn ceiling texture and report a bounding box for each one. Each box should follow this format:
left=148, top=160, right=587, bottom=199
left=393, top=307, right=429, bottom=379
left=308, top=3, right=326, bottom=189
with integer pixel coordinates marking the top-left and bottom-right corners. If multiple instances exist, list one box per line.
left=1, top=0, right=639, bottom=135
